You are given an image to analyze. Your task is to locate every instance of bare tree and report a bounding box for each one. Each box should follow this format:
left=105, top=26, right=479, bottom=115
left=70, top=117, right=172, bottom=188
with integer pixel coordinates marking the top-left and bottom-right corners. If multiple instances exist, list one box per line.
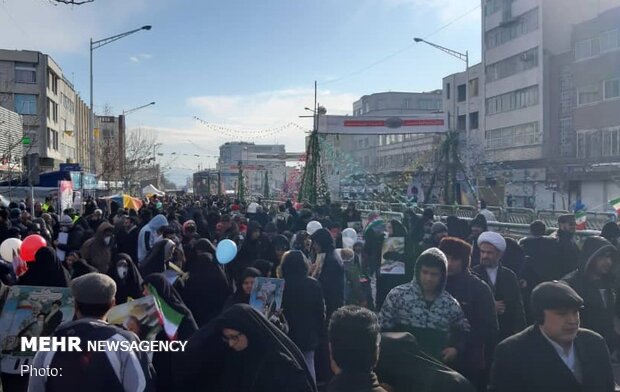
left=123, top=127, right=160, bottom=194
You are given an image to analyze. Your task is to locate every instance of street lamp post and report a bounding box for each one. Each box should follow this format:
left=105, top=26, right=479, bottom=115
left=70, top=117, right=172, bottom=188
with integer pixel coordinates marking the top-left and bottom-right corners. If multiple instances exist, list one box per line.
left=414, top=38, right=469, bottom=169
left=90, top=25, right=152, bottom=177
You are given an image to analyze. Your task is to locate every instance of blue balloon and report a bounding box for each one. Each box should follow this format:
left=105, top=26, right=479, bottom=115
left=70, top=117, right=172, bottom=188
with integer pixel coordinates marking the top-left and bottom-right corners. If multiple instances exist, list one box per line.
left=216, top=239, right=237, bottom=265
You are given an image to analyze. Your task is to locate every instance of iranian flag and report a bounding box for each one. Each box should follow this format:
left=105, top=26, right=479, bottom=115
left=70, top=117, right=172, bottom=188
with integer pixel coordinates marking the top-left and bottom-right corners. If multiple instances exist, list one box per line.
left=148, top=283, right=184, bottom=340
left=610, top=197, right=620, bottom=214
left=575, top=211, right=587, bottom=230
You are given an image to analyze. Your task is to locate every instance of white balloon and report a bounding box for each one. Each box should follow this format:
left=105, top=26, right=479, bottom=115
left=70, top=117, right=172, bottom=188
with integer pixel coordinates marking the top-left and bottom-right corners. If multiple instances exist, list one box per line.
left=342, top=237, right=355, bottom=249
left=0, top=238, right=22, bottom=262
left=341, top=228, right=357, bottom=240
left=306, top=221, right=322, bottom=235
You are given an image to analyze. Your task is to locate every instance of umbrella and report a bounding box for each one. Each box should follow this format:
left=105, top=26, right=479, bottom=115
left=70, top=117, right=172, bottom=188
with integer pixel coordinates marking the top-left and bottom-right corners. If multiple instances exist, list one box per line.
left=108, top=194, right=143, bottom=211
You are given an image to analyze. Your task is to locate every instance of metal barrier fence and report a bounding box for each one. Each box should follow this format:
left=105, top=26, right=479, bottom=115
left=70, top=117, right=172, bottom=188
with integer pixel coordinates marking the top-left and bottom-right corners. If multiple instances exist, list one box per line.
left=262, top=200, right=609, bottom=239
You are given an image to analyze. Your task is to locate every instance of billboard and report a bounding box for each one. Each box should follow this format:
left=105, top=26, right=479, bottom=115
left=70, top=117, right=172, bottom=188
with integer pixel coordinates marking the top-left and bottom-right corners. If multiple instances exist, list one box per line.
left=318, top=114, right=446, bottom=135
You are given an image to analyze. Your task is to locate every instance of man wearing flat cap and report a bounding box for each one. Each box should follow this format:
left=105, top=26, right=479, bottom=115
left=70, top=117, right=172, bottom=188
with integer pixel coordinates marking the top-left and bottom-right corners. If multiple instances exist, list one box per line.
left=472, top=231, right=526, bottom=342
left=29, top=273, right=155, bottom=392
left=489, top=281, right=614, bottom=392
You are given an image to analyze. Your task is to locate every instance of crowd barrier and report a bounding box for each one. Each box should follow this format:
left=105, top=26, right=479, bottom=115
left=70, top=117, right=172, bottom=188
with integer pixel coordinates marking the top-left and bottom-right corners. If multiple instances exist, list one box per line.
left=262, top=199, right=609, bottom=239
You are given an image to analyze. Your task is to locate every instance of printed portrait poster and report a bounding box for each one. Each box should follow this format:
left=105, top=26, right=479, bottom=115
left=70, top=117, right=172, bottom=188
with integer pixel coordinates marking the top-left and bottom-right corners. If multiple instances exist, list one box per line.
left=0, top=286, right=74, bottom=374
left=381, top=237, right=406, bottom=275
left=107, top=295, right=162, bottom=342
left=249, top=277, right=285, bottom=319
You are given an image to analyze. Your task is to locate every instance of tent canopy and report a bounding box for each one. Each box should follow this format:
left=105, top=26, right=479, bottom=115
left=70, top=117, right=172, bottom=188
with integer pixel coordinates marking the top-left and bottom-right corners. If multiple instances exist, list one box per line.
left=142, top=184, right=165, bottom=197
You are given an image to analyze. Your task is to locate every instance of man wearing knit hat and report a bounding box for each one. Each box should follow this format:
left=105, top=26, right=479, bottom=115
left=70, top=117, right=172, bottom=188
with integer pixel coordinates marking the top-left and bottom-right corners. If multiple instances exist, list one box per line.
left=29, top=273, right=155, bottom=391
left=379, top=248, right=470, bottom=365
left=473, top=231, right=526, bottom=342
left=488, top=281, right=614, bottom=392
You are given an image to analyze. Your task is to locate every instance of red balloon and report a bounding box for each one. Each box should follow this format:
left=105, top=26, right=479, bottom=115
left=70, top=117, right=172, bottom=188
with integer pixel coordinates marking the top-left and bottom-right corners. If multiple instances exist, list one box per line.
left=20, top=235, right=47, bottom=262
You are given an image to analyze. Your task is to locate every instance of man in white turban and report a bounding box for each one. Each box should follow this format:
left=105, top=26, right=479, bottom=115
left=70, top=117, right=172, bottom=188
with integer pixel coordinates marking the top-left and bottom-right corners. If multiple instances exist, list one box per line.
left=473, top=231, right=526, bottom=342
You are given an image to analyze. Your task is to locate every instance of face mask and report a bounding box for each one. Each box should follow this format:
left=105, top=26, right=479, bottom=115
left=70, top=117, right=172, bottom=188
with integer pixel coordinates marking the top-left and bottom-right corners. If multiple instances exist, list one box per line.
left=104, top=236, right=112, bottom=245
left=117, top=266, right=128, bottom=279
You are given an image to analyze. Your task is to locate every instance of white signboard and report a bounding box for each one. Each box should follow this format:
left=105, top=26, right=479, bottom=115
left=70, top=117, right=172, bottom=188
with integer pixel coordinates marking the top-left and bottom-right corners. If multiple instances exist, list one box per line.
left=318, top=114, right=446, bottom=135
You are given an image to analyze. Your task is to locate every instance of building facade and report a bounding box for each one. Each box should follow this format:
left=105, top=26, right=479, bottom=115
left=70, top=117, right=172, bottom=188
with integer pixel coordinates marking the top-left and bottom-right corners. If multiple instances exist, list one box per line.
left=0, top=106, right=23, bottom=182
left=545, top=6, right=620, bottom=211
left=217, top=142, right=286, bottom=197
left=321, top=91, right=444, bottom=199
left=480, top=0, right=619, bottom=209
left=0, top=50, right=87, bottom=181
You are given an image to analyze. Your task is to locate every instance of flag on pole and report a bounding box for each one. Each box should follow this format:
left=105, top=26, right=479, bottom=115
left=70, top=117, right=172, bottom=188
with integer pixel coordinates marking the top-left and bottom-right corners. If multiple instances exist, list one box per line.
left=610, top=197, right=620, bottom=214
left=575, top=211, right=587, bottom=230
left=148, top=283, right=184, bottom=340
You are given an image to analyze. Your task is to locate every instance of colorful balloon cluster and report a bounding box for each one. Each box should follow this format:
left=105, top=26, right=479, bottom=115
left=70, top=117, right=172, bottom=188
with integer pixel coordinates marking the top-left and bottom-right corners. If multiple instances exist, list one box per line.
left=0, top=234, right=46, bottom=263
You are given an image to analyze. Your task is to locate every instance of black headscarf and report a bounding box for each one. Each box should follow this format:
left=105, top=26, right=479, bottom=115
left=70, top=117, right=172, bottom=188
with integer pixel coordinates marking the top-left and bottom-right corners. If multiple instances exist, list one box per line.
left=182, top=243, right=231, bottom=327
left=223, top=267, right=261, bottom=310
left=140, top=239, right=175, bottom=277
left=310, top=228, right=334, bottom=253
left=389, top=219, right=407, bottom=237
left=108, top=253, right=143, bottom=305
left=176, top=303, right=316, bottom=392
left=18, top=247, right=70, bottom=287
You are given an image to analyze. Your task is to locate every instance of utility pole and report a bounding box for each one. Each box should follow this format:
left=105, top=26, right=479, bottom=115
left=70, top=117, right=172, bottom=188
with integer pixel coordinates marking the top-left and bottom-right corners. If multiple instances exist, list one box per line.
left=298, top=81, right=329, bottom=204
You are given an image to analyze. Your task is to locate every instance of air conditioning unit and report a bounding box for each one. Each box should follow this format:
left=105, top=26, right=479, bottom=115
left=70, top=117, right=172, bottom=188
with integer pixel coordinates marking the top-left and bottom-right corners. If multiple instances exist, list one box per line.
left=520, top=53, right=533, bottom=62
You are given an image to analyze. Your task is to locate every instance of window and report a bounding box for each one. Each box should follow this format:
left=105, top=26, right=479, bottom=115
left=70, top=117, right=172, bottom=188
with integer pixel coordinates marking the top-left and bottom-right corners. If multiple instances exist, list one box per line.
left=14, top=94, right=37, bottom=115
left=418, top=99, right=441, bottom=110
left=486, top=121, right=540, bottom=149
left=47, top=98, right=58, bottom=122
left=446, top=83, right=451, bottom=100
left=470, top=112, right=479, bottom=129
left=578, top=84, right=601, bottom=106
left=575, top=37, right=600, bottom=61
left=600, top=30, right=620, bottom=53
left=47, top=70, right=58, bottom=94
left=47, top=128, right=59, bottom=151
left=486, top=85, right=539, bottom=115
left=403, top=99, right=410, bottom=109
left=457, top=84, right=466, bottom=102
left=457, top=115, right=466, bottom=131
left=469, top=78, right=479, bottom=97
left=486, top=47, right=538, bottom=83
left=602, top=128, right=620, bottom=157
left=485, top=0, right=504, bottom=16
left=15, top=62, right=36, bottom=84
left=485, top=8, right=539, bottom=50
left=604, top=79, right=620, bottom=100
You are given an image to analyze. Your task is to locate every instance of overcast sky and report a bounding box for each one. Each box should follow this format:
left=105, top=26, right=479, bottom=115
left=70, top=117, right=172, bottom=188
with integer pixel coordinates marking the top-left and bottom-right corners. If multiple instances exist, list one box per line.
left=0, top=0, right=481, bottom=186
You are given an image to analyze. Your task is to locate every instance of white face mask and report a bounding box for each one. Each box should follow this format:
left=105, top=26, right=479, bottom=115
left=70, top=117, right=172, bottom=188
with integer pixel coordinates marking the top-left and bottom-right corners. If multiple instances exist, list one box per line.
left=117, top=266, right=128, bottom=279
left=104, top=236, right=112, bottom=245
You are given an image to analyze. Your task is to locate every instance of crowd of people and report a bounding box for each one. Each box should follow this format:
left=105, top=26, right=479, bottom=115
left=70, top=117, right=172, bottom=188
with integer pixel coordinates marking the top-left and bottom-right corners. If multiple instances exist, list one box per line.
left=0, top=194, right=618, bottom=391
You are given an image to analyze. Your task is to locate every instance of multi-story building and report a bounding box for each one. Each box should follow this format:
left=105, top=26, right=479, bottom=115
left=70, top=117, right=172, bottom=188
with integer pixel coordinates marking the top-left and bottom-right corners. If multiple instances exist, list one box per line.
left=480, top=0, right=619, bottom=209
left=0, top=106, right=23, bottom=182
left=74, top=94, right=91, bottom=173
left=546, top=6, right=620, bottom=211
left=321, top=91, right=444, bottom=199
left=0, top=50, right=86, bottom=181
left=217, top=142, right=286, bottom=197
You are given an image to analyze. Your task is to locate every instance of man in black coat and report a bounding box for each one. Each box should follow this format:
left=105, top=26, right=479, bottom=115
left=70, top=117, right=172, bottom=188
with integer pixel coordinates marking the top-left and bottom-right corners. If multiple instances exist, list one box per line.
left=562, top=236, right=619, bottom=350
left=488, top=281, right=614, bottom=392
left=551, top=214, right=581, bottom=279
left=440, top=237, right=498, bottom=391
left=472, top=232, right=526, bottom=342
